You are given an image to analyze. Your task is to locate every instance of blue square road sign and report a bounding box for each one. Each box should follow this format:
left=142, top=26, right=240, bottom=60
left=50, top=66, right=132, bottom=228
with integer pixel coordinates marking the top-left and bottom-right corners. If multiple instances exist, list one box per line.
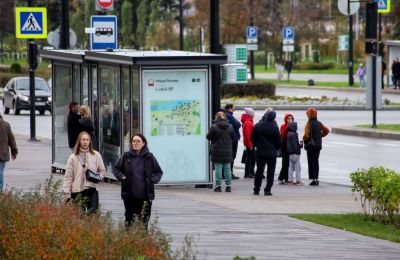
left=282, top=27, right=295, bottom=40
left=90, top=15, right=118, bottom=50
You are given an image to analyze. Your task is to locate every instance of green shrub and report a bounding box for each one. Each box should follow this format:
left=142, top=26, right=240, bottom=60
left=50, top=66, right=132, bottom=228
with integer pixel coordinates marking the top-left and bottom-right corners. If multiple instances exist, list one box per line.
left=0, top=73, right=15, bottom=87
left=351, top=167, right=400, bottom=226
left=221, top=80, right=276, bottom=98
left=9, top=63, right=22, bottom=73
left=294, top=63, right=335, bottom=70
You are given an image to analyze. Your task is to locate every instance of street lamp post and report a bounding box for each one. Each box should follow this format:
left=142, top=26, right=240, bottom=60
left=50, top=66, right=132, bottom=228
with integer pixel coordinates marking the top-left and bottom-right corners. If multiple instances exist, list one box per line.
left=210, top=0, right=221, bottom=116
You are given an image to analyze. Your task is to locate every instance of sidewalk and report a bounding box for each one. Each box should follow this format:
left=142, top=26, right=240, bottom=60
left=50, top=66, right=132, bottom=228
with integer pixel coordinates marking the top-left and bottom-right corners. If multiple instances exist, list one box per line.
left=4, top=135, right=400, bottom=259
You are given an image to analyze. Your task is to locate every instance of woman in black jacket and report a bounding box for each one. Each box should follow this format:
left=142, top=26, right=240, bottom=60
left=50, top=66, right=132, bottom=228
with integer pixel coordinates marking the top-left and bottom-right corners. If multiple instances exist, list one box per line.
left=79, top=105, right=96, bottom=148
left=112, top=134, right=163, bottom=228
left=207, top=111, right=235, bottom=192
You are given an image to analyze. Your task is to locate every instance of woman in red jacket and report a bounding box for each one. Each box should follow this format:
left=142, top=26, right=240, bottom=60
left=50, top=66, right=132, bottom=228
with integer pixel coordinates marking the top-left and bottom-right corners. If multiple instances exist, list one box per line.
left=241, top=108, right=256, bottom=178
left=278, top=113, right=294, bottom=184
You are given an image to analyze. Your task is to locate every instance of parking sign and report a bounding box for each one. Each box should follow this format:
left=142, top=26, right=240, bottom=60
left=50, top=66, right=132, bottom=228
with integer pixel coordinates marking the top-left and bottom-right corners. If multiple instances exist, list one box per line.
left=246, top=26, right=258, bottom=44
left=282, top=27, right=295, bottom=44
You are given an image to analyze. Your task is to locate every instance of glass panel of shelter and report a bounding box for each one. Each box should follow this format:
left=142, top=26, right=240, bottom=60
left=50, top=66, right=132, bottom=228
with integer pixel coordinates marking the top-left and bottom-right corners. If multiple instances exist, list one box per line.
left=99, top=65, right=121, bottom=174
left=53, top=63, right=72, bottom=166
left=122, top=67, right=130, bottom=152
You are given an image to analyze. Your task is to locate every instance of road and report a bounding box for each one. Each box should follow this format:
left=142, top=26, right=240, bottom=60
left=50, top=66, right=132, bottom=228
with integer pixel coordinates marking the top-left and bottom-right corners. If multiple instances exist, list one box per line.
left=2, top=101, right=399, bottom=186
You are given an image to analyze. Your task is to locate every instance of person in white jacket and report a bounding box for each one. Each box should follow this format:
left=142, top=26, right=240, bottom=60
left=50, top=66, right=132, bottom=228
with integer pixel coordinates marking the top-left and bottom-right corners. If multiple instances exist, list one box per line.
left=63, top=131, right=106, bottom=214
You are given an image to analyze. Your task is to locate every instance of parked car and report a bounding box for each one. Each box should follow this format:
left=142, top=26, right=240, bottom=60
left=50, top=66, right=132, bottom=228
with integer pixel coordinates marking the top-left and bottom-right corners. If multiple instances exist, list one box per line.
left=2, top=77, right=52, bottom=115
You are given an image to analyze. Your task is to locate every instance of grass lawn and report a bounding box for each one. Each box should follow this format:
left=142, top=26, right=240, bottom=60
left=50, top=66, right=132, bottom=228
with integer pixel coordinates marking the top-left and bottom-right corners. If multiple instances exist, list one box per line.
left=254, top=65, right=348, bottom=74
left=260, top=79, right=361, bottom=88
left=291, top=213, right=400, bottom=243
left=355, top=124, right=400, bottom=131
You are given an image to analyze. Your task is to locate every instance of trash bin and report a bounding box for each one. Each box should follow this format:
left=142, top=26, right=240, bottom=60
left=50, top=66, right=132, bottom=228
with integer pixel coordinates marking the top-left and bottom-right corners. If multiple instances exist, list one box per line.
left=307, top=79, right=315, bottom=86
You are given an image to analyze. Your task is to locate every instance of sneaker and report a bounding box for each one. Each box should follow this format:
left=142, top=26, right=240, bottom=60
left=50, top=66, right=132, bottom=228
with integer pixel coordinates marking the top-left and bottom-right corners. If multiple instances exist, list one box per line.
left=244, top=174, right=255, bottom=178
left=232, top=174, right=240, bottom=180
left=214, top=186, right=222, bottom=192
left=253, top=190, right=260, bottom=195
left=261, top=175, right=266, bottom=179
left=225, top=186, right=231, bottom=192
left=309, top=180, right=317, bottom=186
left=315, top=180, right=319, bottom=186
left=264, top=191, right=273, bottom=196
left=277, top=180, right=285, bottom=185
left=288, top=182, right=295, bottom=186
left=295, top=182, right=303, bottom=186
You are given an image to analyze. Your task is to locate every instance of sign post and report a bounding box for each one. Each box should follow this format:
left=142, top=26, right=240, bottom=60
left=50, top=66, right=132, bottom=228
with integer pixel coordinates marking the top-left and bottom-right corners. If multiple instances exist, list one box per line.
left=246, top=26, right=257, bottom=80
left=282, top=26, right=295, bottom=60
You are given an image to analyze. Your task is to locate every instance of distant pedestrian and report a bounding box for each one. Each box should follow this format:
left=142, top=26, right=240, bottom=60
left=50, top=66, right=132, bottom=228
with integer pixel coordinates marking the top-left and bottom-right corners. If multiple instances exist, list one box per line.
left=207, top=112, right=235, bottom=192
left=251, top=111, right=282, bottom=196
left=395, top=58, right=400, bottom=89
left=303, top=108, right=329, bottom=186
left=79, top=105, right=96, bottom=148
left=113, top=134, right=163, bottom=228
left=355, top=63, right=366, bottom=87
left=275, top=61, right=284, bottom=81
left=67, top=101, right=81, bottom=149
left=287, top=122, right=303, bottom=186
left=277, top=114, right=294, bottom=184
left=390, top=59, right=398, bottom=88
left=382, top=60, right=386, bottom=89
left=241, top=108, right=255, bottom=178
left=285, top=60, right=294, bottom=81
left=0, top=113, right=18, bottom=192
left=260, top=107, right=274, bottom=122
left=223, top=104, right=241, bottom=180
left=63, top=132, right=106, bottom=214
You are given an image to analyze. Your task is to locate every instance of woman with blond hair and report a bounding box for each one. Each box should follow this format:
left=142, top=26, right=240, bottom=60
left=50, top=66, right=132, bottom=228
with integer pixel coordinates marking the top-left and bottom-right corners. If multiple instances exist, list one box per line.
left=207, top=111, right=235, bottom=192
left=63, top=131, right=106, bottom=214
left=79, top=105, right=96, bottom=147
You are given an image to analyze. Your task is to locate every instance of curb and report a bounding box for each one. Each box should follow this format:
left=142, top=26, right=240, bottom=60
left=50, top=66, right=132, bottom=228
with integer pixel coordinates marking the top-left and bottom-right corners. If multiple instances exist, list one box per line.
left=276, top=84, right=400, bottom=94
left=332, top=126, right=400, bottom=140
left=232, top=105, right=400, bottom=111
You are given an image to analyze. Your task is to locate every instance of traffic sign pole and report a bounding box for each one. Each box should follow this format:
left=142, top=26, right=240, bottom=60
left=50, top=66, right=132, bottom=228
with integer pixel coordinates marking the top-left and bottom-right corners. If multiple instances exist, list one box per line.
left=249, top=0, right=255, bottom=80
left=27, top=0, right=37, bottom=142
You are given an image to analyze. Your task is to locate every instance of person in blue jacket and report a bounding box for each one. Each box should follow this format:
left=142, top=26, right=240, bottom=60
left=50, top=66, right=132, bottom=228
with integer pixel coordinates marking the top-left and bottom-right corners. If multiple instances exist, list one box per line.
left=224, top=104, right=241, bottom=179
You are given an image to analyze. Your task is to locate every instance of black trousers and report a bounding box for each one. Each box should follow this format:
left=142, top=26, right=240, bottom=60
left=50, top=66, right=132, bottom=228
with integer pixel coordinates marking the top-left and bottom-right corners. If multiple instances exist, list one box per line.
left=71, top=187, right=99, bottom=215
left=123, top=198, right=152, bottom=228
left=254, top=156, right=277, bottom=192
left=244, top=148, right=256, bottom=177
left=278, top=152, right=289, bottom=182
left=230, top=140, right=239, bottom=173
left=307, top=148, right=321, bottom=180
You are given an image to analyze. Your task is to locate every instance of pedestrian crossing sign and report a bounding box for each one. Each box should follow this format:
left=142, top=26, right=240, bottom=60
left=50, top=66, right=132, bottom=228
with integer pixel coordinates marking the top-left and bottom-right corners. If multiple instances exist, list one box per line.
left=377, top=0, right=390, bottom=13
left=15, top=7, right=47, bottom=39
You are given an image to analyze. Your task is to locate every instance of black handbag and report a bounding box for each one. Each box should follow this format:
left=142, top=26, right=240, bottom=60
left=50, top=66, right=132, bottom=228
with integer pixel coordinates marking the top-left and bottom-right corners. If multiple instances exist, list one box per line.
left=85, top=169, right=101, bottom=183
left=77, top=155, right=101, bottom=183
left=304, top=122, right=316, bottom=150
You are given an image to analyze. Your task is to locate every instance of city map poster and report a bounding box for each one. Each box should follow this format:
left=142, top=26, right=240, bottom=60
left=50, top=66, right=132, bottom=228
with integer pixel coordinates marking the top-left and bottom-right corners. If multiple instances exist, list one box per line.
left=142, top=69, right=209, bottom=183
left=151, top=100, right=201, bottom=136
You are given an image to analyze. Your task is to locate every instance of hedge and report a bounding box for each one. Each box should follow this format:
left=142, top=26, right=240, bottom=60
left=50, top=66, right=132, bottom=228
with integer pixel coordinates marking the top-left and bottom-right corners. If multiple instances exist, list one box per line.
left=294, top=63, right=335, bottom=70
left=221, top=80, right=276, bottom=98
left=351, top=167, right=400, bottom=227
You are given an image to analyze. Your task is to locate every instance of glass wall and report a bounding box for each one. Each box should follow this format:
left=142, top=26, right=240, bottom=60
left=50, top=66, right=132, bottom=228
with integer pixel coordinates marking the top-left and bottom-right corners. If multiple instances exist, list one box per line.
left=99, top=66, right=121, bottom=174
left=82, top=65, right=89, bottom=106
left=53, top=64, right=72, bottom=165
left=122, top=68, right=130, bottom=152
left=131, top=67, right=140, bottom=135
left=73, top=65, right=81, bottom=103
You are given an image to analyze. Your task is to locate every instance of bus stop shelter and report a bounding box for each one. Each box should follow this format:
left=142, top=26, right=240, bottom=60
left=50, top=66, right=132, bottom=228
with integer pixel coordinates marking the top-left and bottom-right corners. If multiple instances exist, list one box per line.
left=39, top=49, right=227, bottom=185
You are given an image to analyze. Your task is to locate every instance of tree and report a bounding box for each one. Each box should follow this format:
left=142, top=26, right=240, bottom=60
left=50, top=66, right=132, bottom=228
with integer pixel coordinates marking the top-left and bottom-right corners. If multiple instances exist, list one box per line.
left=121, top=0, right=133, bottom=47
left=136, top=0, right=150, bottom=48
left=146, top=0, right=160, bottom=48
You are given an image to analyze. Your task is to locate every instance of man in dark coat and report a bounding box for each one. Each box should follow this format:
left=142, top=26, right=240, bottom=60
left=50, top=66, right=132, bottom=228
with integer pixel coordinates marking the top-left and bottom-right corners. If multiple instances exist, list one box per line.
left=224, top=103, right=241, bottom=179
left=67, top=102, right=81, bottom=149
left=251, top=111, right=282, bottom=196
left=0, top=114, right=18, bottom=192
left=284, top=60, right=294, bottom=81
left=207, top=112, right=235, bottom=192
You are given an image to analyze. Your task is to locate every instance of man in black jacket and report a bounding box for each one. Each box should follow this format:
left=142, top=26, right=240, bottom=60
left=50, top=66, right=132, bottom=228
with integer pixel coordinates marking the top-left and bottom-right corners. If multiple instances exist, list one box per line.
left=251, top=111, right=282, bottom=196
left=67, top=102, right=81, bottom=149
left=224, top=104, right=241, bottom=179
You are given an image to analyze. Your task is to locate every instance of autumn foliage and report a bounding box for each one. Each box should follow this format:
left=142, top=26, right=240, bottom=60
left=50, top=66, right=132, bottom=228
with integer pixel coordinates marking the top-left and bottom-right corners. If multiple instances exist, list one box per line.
left=0, top=178, right=175, bottom=260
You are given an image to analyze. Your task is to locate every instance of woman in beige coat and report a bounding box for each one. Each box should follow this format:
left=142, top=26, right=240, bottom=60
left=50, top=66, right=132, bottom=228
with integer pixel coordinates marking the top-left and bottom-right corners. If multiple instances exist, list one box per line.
left=63, top=131, right=106, bottom=214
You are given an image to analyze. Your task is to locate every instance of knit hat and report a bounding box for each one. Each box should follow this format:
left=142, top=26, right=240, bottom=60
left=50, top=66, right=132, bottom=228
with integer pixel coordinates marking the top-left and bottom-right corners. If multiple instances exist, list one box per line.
left=244, top=107, right=254, bottom=116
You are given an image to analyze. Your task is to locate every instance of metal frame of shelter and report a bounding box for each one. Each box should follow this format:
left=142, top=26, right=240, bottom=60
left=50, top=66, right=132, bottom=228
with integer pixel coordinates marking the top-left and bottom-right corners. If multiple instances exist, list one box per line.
left=39, top=49, right=227, bottom=185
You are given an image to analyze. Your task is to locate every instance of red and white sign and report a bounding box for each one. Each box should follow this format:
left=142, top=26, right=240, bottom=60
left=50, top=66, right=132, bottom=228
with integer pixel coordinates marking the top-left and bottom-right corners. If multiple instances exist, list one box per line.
left=97, top=0, right=113, bottom=11
left=148, top=79, right=154, bottom=87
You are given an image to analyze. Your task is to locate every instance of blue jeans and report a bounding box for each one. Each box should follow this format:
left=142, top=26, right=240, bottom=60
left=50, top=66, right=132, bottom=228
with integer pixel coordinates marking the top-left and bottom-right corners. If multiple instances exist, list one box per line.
left=215, top=162, right=231, bottom=186
left=0, top=161, right=5, bottom=192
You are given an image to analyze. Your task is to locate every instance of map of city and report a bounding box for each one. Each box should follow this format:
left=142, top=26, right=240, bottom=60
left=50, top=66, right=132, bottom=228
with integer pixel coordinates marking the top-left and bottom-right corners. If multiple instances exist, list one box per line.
left=151, top=100, right=201, bottom=136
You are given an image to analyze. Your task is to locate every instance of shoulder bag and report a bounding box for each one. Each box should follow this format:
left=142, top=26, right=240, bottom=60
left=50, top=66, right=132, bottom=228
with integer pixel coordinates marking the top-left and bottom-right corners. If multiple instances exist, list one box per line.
left=77, top=154, right=101, bottom=183
left=304, top=122, right=316, bottom=150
